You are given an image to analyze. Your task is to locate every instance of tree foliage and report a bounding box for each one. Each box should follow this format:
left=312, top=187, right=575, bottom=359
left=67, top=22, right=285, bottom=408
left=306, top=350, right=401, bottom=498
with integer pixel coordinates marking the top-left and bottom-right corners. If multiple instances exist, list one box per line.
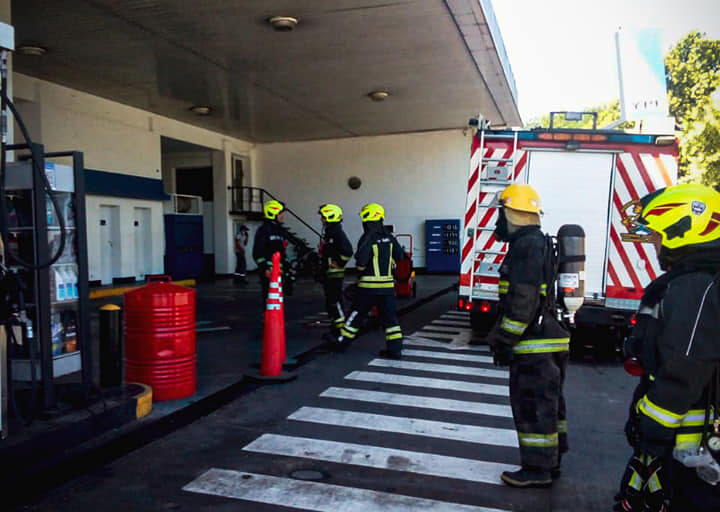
left=665, top=31, right=720, bottom=188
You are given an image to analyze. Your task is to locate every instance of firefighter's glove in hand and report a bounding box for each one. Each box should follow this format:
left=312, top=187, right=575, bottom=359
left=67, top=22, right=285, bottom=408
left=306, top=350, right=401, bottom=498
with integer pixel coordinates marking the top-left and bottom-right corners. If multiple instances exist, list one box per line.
left=492, top=344, right=513, bottom=367
left=613, top=454, right=645, bottom=512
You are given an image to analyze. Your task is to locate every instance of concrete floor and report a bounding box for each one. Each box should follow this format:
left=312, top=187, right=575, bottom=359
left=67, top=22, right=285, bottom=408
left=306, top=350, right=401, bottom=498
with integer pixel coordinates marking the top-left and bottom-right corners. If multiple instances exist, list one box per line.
left=17, top=286, right=636, bottom=512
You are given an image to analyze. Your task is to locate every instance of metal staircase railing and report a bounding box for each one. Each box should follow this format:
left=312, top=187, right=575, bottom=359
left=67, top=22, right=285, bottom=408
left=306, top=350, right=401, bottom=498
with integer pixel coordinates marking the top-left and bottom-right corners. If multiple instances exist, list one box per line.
left=228, top=186, right=321, bottom=276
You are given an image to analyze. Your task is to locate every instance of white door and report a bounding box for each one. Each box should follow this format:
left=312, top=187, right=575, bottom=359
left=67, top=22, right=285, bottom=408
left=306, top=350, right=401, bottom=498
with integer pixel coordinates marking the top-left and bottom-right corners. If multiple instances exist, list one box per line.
left=134, top=207, right=152, bottom=281
left=526, top=151, right=615, bottom=298
left=99, top=205, right=120, bottom=285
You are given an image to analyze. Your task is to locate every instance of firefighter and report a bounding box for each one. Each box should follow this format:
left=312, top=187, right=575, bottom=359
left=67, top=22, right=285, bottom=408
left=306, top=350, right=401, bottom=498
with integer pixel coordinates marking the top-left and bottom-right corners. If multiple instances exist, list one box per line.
left=487, top=184, right=571, bottom=488
left=613, top=184, right=720, bottom=512
left=253, top=200, right=287, bottom=301
left=234, top=224, right=249, bottom=285
left=318, top=203, right=354, bottom=339
left=335, top=203, right=407, bottom=358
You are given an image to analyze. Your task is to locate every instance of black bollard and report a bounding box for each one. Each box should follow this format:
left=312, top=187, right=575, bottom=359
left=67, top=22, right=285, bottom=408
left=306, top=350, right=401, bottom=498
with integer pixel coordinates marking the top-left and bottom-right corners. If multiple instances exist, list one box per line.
left=99, top=304, right=122, bottom=388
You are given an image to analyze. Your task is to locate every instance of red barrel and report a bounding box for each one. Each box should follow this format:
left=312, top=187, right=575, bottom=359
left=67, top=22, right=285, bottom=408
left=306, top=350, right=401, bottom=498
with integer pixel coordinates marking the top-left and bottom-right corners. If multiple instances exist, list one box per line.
left=124, top=275, right=196, bottom=401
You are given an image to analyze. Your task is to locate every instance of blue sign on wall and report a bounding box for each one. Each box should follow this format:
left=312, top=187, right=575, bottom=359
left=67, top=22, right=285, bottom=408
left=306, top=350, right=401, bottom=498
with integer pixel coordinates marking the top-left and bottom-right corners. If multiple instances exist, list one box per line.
left=425, top=219, right=460, bottom=273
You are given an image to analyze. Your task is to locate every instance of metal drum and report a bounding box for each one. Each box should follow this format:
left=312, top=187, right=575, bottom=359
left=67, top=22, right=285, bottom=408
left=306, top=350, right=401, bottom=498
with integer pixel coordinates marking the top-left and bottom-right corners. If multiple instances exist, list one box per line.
left=124, top=275, right=196, bottom=401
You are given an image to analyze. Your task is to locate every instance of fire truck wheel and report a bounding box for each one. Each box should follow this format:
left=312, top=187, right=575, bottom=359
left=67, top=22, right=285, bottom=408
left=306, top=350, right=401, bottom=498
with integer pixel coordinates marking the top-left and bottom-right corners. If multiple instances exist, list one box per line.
left=470, top=311, right=495, bottom=334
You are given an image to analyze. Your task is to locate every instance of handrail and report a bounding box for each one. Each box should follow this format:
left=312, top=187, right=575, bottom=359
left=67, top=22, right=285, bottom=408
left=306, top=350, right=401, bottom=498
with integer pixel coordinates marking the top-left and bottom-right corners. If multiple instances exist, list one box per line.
left=229, top=185, right=322, bottom=239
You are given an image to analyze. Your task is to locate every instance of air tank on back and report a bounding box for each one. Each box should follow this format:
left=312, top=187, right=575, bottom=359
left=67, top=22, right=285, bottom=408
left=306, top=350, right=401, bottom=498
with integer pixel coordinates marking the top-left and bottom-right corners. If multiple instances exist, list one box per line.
left=557, top=224, right=585, bottom=324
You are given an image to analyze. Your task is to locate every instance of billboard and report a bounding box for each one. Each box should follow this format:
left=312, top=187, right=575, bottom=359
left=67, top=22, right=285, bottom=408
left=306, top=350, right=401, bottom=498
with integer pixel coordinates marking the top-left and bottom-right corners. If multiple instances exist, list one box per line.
left=616, top=28, right=670, bottom=121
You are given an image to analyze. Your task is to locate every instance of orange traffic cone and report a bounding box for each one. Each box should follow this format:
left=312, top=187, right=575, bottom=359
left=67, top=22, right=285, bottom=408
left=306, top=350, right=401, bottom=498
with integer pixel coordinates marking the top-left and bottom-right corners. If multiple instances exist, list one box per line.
left=246, top=252, right=296, bottom=382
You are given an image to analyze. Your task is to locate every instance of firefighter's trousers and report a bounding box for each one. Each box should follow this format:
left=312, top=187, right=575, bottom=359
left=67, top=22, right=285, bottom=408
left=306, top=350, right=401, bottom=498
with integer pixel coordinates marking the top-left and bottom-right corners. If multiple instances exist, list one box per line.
left=340, top=292, right=402, bottom=354
left=324, top=278, right=345, bottom=335
left=509, top=351, right=569, bottom=470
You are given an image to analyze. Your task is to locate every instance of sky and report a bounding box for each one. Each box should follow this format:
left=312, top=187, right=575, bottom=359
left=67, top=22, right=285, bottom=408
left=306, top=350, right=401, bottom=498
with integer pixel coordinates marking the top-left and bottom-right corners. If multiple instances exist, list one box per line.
left=490, top=0, right=720, bottom=122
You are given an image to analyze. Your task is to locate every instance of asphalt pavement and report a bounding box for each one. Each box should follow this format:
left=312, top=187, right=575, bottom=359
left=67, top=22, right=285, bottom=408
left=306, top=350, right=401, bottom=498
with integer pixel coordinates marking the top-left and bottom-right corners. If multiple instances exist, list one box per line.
left=18, top=291, right=635, bottom=512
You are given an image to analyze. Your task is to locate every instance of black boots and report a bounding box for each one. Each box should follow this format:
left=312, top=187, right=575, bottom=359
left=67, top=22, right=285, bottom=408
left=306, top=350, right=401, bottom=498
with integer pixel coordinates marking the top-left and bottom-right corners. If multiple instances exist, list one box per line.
left=501, top=468, right=552, bottom=488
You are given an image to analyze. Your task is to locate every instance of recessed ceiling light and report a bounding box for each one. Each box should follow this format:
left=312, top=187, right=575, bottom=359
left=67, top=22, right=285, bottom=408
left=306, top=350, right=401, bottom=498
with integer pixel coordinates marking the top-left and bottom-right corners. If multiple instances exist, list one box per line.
left=368, top=91, right=389, bottom=102
left=268, top=16, right=298, bottom=31
left=17, top=45, right=47, bottom=56
left=189, top=105, right=211, bottom=116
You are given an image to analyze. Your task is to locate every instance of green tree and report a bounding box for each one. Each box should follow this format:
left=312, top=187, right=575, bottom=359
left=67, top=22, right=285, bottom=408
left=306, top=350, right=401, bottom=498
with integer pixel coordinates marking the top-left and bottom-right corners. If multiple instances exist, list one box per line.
left=665, top=31, right=720, bottom=188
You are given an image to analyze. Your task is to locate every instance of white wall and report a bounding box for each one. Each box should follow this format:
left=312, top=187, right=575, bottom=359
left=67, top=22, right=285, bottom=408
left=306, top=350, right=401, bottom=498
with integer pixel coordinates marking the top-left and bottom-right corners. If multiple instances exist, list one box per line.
left=253, top=130, right=472, bottom=266
left=86, top=196, right=164, bottom=283
left=12, top=73, right=255, bottom=277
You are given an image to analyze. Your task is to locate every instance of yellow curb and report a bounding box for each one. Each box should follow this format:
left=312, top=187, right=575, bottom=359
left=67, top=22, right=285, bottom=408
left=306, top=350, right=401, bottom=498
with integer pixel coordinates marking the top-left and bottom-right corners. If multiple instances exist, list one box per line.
left=89, top=279, right=196, bottom=299
left=131, top=382, right=153, bottom=419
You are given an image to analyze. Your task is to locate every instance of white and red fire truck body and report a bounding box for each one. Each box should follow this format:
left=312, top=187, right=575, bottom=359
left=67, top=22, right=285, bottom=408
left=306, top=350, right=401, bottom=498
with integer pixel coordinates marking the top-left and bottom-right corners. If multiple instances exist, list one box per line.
left=458, top=123, right=678, bottom=348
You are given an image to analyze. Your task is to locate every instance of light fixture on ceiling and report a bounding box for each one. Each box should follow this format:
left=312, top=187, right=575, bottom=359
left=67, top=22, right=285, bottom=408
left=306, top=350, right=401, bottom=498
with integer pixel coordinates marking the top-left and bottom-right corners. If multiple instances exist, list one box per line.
left=17, top=45, right=47, bottom=56
left=367, top=90, right=389, bottom=102
left=189, top=105, right=211, bottom=116
left=268, top=16, right=298, bottom=31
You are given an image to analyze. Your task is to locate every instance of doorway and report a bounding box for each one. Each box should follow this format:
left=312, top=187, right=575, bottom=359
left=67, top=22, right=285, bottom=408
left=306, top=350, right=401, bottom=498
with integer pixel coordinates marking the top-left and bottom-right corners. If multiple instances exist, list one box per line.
left=99, top=205, right=120, bottom=285
left=134, top=207, right=152, bottom=281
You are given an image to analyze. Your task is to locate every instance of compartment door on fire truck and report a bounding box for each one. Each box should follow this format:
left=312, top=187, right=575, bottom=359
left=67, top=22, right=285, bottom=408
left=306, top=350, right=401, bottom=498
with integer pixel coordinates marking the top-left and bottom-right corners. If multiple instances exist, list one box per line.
left=526, top=151, right=614, bottom=299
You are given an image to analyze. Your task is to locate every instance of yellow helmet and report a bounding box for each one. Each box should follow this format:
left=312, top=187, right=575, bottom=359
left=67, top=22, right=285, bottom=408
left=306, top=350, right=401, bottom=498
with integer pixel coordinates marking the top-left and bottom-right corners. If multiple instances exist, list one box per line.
left=360, top=203, right=385, bottom=222
left=499, top=184, right=542, bottom=214
left=318, top=203, right=343, bottom=222
left=263, top=200, right=285, bottom=220
left=638, top=184, right=720, bottom=250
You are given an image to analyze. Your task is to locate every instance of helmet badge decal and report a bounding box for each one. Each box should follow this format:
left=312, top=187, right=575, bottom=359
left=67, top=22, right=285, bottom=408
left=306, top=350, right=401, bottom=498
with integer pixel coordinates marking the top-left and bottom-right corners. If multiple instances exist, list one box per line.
left=691, top=200, right=706, bottom=216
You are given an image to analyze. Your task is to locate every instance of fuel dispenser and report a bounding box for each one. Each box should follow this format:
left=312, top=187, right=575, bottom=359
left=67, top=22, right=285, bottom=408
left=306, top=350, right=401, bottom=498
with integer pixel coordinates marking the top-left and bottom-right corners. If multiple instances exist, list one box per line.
left=0, top=22, right=91, bottom=438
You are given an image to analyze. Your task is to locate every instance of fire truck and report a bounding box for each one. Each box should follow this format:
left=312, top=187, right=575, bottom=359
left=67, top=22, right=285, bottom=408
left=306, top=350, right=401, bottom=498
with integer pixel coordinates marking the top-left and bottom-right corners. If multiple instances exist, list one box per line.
left=458, top=112, right=678, bottom=355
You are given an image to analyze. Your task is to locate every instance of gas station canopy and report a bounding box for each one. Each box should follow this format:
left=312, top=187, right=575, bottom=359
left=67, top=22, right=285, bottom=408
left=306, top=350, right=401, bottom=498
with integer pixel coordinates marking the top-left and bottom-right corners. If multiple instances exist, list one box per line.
left=12, top=0, right=521, bottom=142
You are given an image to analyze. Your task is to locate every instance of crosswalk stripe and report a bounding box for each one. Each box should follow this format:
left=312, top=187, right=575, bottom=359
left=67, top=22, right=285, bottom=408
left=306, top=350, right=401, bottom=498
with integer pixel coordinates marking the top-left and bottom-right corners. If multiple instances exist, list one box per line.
left=244, top=434, right=519, bottom=484
left=403, top=349, right=494, bottom=364
left=404, top=337, right=491, bottom=353
left=346, top=371, right=509, bottom=397
left=288, top=407, right=518, bottom=447
left=320, top=387, right=513, bottom=418
left=422, top=325, right=473, bottom=334
left=413, top=330, right=455, bottom=339
left=444, top=310, right=470, bottom=316
left=184, top=469, right=511, bottom=512
left=368, top=359, right=508, bottom=380
left=432, top=319, right=470, bottom=327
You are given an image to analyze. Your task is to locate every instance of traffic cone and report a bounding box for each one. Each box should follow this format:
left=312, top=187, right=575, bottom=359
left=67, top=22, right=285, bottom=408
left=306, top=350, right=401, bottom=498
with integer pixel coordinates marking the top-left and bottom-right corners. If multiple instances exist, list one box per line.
left=246, top=252, right=296, bottom=382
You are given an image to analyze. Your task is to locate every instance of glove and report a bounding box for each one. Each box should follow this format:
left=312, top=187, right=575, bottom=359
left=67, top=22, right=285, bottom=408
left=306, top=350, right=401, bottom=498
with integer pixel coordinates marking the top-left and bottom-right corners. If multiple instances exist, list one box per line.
left=492, top=344, right=513, bottom=367
left=613, top=454, right=645, bottom=512
left=612, top=453, right=668, bottom=512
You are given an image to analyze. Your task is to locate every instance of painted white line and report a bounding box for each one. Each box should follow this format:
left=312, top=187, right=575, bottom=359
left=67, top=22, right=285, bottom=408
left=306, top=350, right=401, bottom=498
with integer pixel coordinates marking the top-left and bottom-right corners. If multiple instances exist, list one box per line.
left=404, top=337, right=491, bottom=353
left=184, top=469, right=510, bottom=512
left=320, top=387, right=513, bottom=418
left=422, top=325, right=473, bottom=334
left=412, top=330, right=455, bottom=340
left=288, top=407, right=519, bottom=447
left=403, top=349, right=494, bottom=364
left=244, top=434, right=519, bottom=485
left=443, top=311, right=470, bottom=317
left=431, top=319, right=470, bottom=327
left=346, top=371, right=508, bottom=397
left=369, top=359, right=508, bottom=380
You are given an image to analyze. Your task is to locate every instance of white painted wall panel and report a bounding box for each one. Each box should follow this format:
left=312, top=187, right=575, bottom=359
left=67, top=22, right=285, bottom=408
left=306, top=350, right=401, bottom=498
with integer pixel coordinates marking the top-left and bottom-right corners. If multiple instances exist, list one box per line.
left=254, top=130, right=471, bottom=267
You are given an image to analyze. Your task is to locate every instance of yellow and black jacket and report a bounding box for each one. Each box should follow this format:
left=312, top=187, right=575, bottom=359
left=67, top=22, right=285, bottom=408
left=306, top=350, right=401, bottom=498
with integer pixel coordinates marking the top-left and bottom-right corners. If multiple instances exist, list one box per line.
left=354, top=222, right=407, bottom=294
left=629, top=256, right=720, bottom=459
left=320, top=223, right=354, bottom=279
left=252, top=220, right=287, bottom=271
left=489, top=225, right=570, bottom=354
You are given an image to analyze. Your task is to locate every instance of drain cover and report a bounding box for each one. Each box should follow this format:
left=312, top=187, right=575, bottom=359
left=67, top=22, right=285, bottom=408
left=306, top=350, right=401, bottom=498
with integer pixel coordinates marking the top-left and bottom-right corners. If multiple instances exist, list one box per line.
left=290, top=470, right=326, bottom=481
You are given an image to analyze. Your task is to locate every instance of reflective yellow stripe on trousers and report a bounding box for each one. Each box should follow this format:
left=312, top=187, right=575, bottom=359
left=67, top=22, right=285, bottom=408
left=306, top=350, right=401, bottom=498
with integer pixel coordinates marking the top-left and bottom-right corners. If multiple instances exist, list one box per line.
left=513, top=338, right=570, bottom=354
